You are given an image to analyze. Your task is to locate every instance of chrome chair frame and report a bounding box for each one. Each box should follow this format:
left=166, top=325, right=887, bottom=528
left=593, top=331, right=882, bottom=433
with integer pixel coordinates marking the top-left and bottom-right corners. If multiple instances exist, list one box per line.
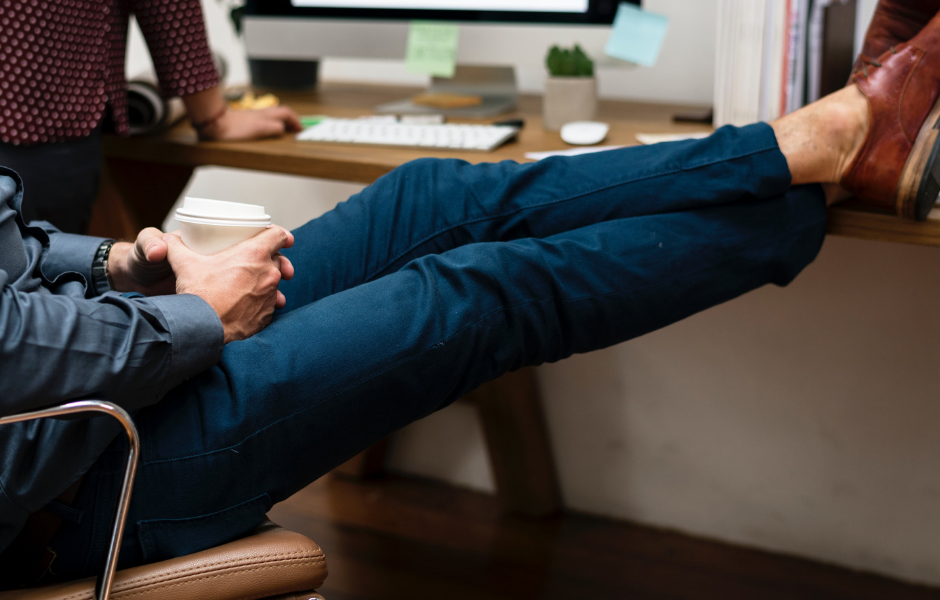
left=0, top=401, right=139, bottom=600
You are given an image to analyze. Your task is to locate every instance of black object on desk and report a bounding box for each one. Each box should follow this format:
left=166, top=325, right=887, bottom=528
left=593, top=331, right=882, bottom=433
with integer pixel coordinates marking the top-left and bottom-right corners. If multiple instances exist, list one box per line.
left=495, top=118, right=525, bottom=129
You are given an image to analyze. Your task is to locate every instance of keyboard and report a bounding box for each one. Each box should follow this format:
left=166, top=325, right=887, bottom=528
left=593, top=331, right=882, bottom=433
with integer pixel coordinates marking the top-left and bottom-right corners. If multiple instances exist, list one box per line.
left=296, top=118, right=519, bottom=152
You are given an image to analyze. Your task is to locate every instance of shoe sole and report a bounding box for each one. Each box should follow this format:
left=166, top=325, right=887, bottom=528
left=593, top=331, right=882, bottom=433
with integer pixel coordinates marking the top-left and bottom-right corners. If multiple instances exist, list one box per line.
left=896, top=95, right=940, bottom=220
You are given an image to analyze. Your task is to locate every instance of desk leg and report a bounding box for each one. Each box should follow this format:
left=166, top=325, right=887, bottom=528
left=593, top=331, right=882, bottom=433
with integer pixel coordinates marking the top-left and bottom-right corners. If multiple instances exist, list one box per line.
left=333, top=438, right=390, bottom=479
left=90, top=159, right=194, bottom=239
left=467, top=368, right=562, bottom=517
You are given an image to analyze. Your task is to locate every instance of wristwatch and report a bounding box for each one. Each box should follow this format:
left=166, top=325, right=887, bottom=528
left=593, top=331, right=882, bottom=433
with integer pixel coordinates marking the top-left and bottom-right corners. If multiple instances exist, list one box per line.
left=91, top=240, right=116, bottom=295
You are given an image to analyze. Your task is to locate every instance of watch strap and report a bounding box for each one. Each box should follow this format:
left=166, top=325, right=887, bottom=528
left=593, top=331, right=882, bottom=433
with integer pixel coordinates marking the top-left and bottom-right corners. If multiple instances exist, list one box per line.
left=91, top=240, right=116, bottom=295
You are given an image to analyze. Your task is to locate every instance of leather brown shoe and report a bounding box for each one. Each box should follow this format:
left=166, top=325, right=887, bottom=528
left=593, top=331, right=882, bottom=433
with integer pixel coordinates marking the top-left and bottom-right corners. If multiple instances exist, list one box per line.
left=841, top=10, right=940, bottom=220
left=853, top=0, right=940, bottom=75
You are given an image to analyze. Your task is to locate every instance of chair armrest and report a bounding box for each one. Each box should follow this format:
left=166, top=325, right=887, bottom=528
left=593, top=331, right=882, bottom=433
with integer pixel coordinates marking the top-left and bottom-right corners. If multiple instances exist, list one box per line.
left=0, top=401, right=139, bottom=600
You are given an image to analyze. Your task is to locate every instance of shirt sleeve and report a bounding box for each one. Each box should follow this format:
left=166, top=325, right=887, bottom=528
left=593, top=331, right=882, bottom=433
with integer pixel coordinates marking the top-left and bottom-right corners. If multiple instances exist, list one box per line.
left=131, top=0, right=221, bottom=98
left=0, top=278, right=224, bottom=415
left=35, top=225, right=108, bottom=287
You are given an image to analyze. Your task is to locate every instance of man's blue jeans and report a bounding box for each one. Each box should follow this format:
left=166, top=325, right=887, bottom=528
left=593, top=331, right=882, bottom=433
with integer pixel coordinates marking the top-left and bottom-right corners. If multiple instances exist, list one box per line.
left=52, top=123, right=828, bottom=576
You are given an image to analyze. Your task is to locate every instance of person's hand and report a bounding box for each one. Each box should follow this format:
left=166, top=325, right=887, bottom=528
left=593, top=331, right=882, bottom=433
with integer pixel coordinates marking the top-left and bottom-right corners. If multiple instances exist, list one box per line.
left=107, top=228, right=176, bottom=296
left=163, top=227, right=296, bottom=344
left=199, top=107, right=302, bottom=141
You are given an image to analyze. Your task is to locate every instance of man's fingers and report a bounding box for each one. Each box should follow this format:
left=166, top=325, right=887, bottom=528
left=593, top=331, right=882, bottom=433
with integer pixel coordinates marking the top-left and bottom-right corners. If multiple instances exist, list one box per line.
left=250, top=114, right=287, bottom=139
left=162, top=232, right=191, bottom=263
left=277, top=254, right=294, bottom=280
left=251, top=225, right=292, bottom=254
left=278, top=107, right=303, bottom=132
left=261, top=106, right=301, bottom=130
left=276, top=290, right=287, bottom=310
left=136, top=227, right=168, bottom=263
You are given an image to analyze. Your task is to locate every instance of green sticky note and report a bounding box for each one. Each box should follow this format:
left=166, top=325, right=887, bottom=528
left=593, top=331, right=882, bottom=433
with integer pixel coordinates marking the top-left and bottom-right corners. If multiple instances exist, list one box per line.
left=605, top=3, right=669, bottom=68
left=406, top=22, right=459, bottom=78
left=300, top=115, right=329, bottom=128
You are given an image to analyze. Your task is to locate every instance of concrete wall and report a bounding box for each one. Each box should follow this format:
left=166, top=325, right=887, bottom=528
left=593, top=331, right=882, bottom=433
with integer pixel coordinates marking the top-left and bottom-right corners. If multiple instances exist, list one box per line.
left=129, top=0, right=940, bottom=586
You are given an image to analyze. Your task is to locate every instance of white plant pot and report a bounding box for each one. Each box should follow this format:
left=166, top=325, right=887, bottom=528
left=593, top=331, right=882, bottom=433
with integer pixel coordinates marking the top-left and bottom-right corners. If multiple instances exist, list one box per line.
left=542, top=76, right=598, bottom=132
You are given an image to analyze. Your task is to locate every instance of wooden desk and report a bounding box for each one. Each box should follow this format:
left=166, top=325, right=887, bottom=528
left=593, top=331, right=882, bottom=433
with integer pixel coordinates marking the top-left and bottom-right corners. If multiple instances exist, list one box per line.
left=99, top=82, right=940, bottom=248
left=91, top=82, right=940, bottom=519
left=97, top=84, right=717, bottom=237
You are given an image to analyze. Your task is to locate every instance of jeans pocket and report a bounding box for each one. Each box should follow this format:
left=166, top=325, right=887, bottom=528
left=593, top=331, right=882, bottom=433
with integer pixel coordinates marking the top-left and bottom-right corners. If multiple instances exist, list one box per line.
left=136, top=493, right=273, bottom=564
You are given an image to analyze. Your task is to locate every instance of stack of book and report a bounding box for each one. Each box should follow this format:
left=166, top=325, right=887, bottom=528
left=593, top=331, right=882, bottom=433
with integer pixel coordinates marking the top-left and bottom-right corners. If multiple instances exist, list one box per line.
left=714, top=0, right=857, bottom=127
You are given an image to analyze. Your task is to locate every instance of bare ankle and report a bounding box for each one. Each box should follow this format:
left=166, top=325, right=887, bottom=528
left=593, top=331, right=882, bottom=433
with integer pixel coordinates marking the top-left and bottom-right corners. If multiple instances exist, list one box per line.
left=827, top=86, right=869, bottom=183
left=772, top=86, right=869, bottom=186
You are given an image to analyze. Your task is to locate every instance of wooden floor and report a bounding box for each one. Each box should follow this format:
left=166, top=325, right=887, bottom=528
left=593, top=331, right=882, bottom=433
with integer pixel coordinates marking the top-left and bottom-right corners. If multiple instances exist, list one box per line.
left=268, top=475, right=940, bottom=600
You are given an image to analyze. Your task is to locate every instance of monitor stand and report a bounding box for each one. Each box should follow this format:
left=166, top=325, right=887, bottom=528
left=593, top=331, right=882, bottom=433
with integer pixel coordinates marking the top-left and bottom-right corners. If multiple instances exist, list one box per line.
left=374, top=65, right=517, bottom=119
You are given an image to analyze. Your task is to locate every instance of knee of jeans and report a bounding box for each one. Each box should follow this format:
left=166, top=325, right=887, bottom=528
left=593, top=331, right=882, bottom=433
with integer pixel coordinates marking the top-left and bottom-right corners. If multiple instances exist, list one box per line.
left=392, top=157, right=470, bottom=192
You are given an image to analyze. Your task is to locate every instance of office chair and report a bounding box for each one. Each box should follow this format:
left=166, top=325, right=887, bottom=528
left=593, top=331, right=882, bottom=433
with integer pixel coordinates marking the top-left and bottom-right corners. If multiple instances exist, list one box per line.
left=0, top=401, right=328, bottom=600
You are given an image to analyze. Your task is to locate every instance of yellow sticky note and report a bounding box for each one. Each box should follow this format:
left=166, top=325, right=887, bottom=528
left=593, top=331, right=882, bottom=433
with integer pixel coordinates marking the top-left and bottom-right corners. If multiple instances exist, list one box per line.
left=406, top=22, right=459, bottom=78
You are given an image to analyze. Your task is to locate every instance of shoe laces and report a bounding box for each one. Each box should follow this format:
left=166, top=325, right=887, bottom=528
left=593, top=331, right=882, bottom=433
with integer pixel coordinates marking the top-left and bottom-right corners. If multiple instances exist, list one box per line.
left=855, top=48, right=894, bottom=78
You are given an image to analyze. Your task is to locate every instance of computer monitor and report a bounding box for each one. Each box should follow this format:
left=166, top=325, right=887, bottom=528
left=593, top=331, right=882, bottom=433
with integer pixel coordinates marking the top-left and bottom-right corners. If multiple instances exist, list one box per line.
left=243, top=0, right=637, bottom=115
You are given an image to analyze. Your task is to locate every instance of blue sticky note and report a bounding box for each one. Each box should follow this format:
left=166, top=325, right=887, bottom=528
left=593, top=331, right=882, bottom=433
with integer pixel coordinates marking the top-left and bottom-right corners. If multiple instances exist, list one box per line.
left=605, top=3, right=669, bottom=68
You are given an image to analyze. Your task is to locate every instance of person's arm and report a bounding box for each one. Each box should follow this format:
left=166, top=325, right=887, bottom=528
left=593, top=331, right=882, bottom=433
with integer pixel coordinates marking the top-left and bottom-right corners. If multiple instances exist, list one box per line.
left=182, top=87, right=302, bottom=142
left=36, top=221, right=176, bottom=297
left=0, top=191, right=222, bottom=414
left=0, top=275, right=224, bottom=415
left=37, top=227, right=110, bottom=292
left=1, top=222, right=295, bottom=417
left=131, top=0, right=301, bottom=141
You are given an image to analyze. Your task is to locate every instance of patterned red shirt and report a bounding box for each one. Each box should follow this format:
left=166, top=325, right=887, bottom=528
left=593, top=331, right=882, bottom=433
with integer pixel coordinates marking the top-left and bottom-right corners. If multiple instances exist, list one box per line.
left=0, top=0, right=220, bottom=145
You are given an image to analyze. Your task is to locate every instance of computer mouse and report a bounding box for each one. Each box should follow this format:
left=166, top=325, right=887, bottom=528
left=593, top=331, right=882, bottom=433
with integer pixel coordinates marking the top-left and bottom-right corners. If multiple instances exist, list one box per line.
left=560, top=121, right=610, bottom=146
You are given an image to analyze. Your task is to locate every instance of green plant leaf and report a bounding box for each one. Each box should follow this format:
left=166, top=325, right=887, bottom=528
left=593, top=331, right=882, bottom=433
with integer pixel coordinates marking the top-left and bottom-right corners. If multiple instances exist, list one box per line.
left=545, top=44, right=593, bottom=77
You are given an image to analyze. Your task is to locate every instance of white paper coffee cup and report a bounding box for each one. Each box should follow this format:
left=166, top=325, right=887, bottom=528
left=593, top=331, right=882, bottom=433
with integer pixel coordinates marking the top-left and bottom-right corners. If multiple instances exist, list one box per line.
left=176, top=197, right=272, bottom=255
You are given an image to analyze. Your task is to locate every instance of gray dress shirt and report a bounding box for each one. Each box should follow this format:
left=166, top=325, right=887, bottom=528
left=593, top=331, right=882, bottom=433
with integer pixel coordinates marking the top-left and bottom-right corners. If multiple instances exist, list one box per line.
left=0, top=168, right=224, bottom=552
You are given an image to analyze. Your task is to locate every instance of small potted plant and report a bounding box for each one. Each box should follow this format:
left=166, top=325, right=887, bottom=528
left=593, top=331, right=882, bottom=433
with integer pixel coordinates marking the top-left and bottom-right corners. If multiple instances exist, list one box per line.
left=543, top=44, right=597, bottom=132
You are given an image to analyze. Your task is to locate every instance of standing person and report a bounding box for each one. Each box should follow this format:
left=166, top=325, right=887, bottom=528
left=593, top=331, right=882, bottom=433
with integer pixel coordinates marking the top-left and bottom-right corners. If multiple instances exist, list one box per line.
left=0, top=0, right=301, bottom=234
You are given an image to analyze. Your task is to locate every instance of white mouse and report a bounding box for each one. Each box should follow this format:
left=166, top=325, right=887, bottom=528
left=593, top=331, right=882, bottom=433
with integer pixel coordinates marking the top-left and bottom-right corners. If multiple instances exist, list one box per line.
left=560, top=121, right=610, bottom=146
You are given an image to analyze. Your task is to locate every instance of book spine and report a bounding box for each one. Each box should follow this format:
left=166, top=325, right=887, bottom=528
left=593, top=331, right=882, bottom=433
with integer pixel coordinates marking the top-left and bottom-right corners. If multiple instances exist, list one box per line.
left=781, top=0, right=792, bottom=116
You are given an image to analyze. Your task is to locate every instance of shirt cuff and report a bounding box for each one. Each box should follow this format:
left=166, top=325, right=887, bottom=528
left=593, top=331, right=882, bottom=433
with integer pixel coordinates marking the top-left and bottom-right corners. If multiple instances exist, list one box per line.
left=42, top=232, right=110, bottom=285
left=147, top=294, right=225, bottom=396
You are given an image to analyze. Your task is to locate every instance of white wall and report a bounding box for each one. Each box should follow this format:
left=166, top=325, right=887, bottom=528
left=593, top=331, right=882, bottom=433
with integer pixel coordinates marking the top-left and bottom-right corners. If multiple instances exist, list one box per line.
left=136, top=0, right=940, bottom=587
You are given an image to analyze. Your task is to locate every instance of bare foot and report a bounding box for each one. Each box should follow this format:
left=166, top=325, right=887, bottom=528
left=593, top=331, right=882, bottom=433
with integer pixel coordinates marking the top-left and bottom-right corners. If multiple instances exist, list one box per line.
left=771, top=85, right=869, bottom=190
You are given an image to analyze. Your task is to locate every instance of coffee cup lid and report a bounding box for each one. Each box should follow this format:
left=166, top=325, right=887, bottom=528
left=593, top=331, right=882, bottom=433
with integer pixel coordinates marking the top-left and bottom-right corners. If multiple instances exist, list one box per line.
left=176, top=197, right=271, bottom=223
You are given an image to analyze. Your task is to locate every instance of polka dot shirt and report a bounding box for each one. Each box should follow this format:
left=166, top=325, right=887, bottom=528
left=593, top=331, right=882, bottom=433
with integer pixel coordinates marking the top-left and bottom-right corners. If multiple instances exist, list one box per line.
left=0, top=0, right=220, bottom=145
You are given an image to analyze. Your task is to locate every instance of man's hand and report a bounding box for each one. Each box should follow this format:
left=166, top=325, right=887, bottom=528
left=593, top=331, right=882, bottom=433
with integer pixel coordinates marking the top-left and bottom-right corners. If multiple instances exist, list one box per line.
left=108, top=228, right=176, bottom=296
left=200, top=107, right=302, bottom=141
left=163, top=227, right=295, bottom=344
left=182, top=86, right=302, bottom=141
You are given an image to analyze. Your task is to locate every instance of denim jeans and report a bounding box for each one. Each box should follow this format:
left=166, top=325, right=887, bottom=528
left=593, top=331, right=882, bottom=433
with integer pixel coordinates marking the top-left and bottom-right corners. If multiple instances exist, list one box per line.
left=51, top=122, right=828, bottom=577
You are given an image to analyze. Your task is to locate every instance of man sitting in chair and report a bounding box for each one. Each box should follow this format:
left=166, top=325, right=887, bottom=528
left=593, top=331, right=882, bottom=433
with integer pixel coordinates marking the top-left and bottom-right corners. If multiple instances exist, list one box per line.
left=2, top=2, right=940, bottom=583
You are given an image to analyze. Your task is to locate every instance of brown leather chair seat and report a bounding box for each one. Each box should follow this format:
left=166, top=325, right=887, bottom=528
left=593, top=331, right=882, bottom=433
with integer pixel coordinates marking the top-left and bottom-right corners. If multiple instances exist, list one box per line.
left=0, top=520, right=327, bottom=600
